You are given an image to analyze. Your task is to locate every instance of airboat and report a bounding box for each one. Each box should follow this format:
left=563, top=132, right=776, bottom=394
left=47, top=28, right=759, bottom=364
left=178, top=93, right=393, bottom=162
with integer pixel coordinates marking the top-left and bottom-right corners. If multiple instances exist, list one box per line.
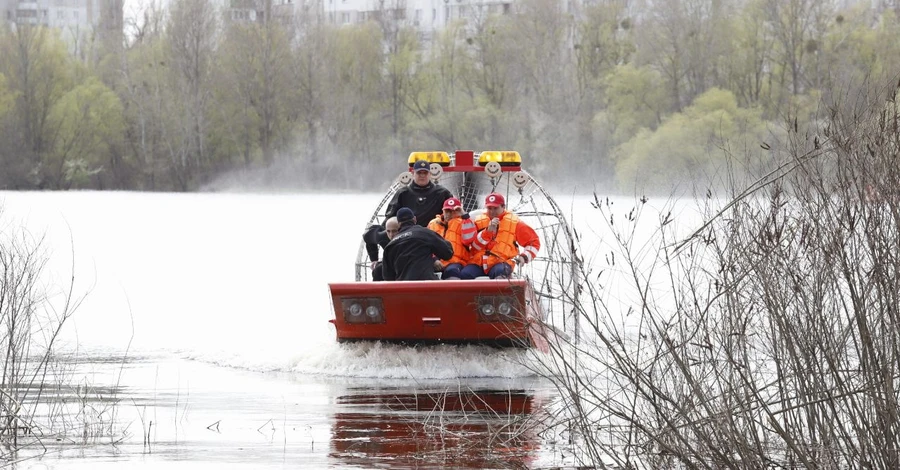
left=327, top=150, right=582, bottom=352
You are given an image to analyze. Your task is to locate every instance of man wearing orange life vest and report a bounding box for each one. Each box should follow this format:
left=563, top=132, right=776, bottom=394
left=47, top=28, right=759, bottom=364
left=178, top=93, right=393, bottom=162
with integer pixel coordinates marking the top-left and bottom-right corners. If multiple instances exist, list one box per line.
left=460, top=193, right=541, bottom=279
left=427, top=197, right=477, bottom=279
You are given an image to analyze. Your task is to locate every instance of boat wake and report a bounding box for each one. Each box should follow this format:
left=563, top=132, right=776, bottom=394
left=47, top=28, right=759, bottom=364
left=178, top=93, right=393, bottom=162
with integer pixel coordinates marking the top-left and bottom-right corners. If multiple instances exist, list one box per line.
left=289, top=341, right=541, bottom=379
left=178, top=338, right=542, bottom=380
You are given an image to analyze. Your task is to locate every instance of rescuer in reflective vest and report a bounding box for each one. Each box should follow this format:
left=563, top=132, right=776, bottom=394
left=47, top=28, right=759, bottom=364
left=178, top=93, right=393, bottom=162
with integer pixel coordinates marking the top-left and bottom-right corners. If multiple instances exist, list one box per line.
left=427, top=197, right=477, bottom=279
left=460, top=192, right=541, bottom=279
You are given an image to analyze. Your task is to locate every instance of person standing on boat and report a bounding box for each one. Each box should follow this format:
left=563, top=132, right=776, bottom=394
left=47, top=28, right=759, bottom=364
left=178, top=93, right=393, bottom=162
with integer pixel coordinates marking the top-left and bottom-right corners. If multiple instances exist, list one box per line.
left=362, top=216, right=400, bottom=281
left=383, top=208, right=454, bottom=281
left=384, top=160, right=453, bottom=228
left=460, top=193, right=541, bottom=279
left=427, top=197, right=477, bottom=280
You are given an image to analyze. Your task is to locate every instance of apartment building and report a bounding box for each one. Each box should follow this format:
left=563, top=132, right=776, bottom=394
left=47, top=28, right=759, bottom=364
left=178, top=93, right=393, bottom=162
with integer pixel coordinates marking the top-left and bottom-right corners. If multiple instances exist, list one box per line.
left=2, top=0, right=123, bottom=48
left=223, top=0, right=515, bottom=40
left=323, top=0, right=514, bottom=33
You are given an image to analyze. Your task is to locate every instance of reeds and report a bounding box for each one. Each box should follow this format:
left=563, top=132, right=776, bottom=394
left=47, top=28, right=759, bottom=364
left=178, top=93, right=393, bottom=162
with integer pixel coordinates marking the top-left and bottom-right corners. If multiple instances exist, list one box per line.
left=0, top=217, right=122, bottom=457
left=531, top=77, right=900, bottom=468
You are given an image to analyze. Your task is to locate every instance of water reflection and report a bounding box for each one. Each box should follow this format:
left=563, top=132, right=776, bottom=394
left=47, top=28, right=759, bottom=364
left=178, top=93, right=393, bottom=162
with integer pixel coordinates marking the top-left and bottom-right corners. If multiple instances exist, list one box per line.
left=330, top=388, right=543, bottom=468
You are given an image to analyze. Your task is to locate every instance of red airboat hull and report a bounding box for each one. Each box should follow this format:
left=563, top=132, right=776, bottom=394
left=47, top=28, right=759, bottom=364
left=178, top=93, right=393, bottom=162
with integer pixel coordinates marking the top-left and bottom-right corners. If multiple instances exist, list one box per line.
left=329, top=279, right=549, bottom=353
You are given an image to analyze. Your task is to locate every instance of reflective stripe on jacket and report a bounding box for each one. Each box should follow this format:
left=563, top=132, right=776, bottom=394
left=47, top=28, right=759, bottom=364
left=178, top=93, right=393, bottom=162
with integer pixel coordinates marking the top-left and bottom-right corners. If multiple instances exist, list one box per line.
left=428, top=215, right=476, bottom=266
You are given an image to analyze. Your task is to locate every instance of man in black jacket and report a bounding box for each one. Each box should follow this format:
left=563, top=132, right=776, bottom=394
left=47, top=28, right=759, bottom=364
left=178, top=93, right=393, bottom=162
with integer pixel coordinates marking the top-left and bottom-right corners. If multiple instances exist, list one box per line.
left=384, top=160, right=453, bottom=228
left=383, top=208, right=453, bottom=281
left=362, top=217, right=399, bottom=281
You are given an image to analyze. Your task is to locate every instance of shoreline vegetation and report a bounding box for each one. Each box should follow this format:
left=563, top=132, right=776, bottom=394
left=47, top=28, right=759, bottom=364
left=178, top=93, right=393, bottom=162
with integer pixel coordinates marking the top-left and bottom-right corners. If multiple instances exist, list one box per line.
left=530, top=76, right=900, bottom=466
left=0, top=1, right=898, bottom=193
left=0, top=218, right=127, bottom=461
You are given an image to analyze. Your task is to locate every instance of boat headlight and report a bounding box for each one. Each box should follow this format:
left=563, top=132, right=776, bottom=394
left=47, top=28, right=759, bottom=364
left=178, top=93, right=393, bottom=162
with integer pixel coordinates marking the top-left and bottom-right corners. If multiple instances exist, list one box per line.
left=341, top=298, right=385, bottom=324
left=349, top=303, right=363, bottom=317
left=476, top=296, right=519, bottom=323
left=366, top=305, right=381, bottom=318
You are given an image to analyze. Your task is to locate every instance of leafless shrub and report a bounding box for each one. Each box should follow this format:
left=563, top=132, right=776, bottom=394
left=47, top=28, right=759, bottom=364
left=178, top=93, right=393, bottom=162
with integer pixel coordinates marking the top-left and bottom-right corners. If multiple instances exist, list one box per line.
left=0, top=214, right=121, bottom=456
left=532, top=77, right=900, bottom=468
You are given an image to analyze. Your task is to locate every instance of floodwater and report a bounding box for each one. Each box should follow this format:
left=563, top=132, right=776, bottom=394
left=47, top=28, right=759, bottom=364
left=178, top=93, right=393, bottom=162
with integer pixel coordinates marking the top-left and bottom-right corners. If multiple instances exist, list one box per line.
left=0, top=190, right=699, bottom=468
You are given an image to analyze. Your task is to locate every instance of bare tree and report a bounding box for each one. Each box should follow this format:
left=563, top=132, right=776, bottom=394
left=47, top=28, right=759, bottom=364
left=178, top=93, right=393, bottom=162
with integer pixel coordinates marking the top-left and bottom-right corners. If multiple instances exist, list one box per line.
left=510, top=0, right=571, bottom=114
left=118, top=2, right=169, bottom=189
left=288, top=9, right=335, bottom=171
left=724, top=0, right=774, bottom=108
left=764, top=0, right=833, bottom=104
left=218, top=17, right=294, bottom=169
left=165, top=0, right=218, bottom=189
left=638, top=0, right=734, bottom=111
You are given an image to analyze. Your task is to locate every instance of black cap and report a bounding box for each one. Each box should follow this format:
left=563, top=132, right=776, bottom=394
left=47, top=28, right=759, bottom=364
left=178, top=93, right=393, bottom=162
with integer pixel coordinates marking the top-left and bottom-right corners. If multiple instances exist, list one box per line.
left=397, top=208, right=415, bottom=223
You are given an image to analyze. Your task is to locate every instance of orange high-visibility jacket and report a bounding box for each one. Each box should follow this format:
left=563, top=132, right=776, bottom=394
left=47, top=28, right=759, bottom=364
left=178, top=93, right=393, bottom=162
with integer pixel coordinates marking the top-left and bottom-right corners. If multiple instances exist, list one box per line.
left=469, top=211, right=540, bottom=271
left=428, top=215, right=477, bottom=266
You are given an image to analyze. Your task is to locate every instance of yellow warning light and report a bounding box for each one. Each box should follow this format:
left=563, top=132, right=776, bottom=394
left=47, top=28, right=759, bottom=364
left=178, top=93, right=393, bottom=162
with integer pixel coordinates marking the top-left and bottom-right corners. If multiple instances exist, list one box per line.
left=408, top=151, right=451, bottom=167
left=478, top=151, right=522, bottom=166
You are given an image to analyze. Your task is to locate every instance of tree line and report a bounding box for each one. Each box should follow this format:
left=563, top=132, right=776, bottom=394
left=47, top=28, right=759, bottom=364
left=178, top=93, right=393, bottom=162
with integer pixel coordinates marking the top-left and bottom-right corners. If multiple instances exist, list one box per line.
left=0, top=0, right=897, bottom=192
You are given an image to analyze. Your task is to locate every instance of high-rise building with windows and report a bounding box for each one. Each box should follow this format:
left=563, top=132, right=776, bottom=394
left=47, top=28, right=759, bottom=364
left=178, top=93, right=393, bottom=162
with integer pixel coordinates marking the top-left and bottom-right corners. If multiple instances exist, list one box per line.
left=2, top=0, right=123, bottom=51
left=258, top=0, right=518, bottom=42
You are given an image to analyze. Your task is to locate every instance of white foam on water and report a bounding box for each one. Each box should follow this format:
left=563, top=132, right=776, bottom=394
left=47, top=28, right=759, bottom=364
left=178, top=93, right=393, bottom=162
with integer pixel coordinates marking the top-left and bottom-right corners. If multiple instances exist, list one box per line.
left=288, top=340, right=539, bottom=379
